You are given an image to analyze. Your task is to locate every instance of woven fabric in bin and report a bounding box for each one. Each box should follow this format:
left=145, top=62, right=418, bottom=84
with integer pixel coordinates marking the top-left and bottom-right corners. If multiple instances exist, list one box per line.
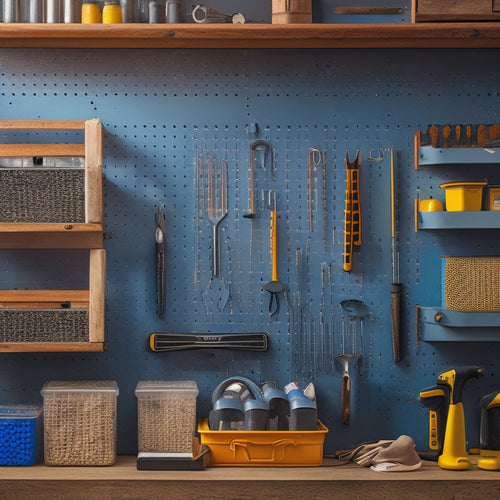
left=135, top=380, right=198, bottom=453
left=0, top=169, right=85, bottom=223
left=41, top=381, right=119, bottom=466
left=0, top=309, right=89, bottom=342
left=444, top=256, right=500, bottom=312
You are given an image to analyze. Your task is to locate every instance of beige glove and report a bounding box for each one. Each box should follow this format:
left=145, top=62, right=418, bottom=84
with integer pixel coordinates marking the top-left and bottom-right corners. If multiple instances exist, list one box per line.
left=370, top=435, right=422, bottom=472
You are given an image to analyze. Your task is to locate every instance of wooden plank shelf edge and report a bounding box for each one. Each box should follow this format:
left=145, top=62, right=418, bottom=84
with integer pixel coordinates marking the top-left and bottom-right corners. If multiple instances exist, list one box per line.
left=1, top=23, right=500, bottom=49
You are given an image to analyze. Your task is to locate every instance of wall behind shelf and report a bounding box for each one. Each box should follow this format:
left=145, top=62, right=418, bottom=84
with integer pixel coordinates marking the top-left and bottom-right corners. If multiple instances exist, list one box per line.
left=0, top=47, right=499, bottom=455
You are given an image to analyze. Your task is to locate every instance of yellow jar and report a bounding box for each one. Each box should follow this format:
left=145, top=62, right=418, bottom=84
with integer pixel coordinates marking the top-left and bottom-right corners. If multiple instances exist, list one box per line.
left=102, top=1, right=123, bottom=23
left=82, top=2, right=102, bottom=23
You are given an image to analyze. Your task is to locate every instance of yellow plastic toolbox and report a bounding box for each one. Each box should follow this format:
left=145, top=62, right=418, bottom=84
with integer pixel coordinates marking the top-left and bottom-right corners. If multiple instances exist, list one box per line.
left=197, top=419, right=328, bottom=466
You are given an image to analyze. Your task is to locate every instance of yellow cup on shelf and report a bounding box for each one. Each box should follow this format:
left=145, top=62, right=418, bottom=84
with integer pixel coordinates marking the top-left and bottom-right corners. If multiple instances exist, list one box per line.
left=82, top=1, right=102, bottom=23
left=103, top=0, right=123, bottom=23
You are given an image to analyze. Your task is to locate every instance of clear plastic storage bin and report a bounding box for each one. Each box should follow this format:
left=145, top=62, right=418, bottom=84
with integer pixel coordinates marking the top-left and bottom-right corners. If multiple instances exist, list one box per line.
left=41, top=380, right=119, bottom=466
left=135, top=380, right=198, bottom=453
left=0, top=405, right=42, bottom=466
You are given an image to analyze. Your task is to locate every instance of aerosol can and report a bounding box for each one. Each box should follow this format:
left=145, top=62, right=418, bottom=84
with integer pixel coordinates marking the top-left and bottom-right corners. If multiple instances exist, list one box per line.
left=478, top=390, right=500, bottom=470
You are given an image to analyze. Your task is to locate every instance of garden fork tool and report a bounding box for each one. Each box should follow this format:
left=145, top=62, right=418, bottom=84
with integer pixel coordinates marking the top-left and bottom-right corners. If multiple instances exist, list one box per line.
left=264, top=190, right=289, bottom=316
left=202, top=158, right=229, bottom=312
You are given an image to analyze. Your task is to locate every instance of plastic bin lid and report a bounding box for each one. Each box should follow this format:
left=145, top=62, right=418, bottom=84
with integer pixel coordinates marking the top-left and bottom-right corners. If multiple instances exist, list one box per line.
left=41, top=380, right=119, bottom=395
left=0, top=404, right=42, bottom=419
left=439, top=180, right=487, bottom=189
left=135, top=380, right=199, bottom=396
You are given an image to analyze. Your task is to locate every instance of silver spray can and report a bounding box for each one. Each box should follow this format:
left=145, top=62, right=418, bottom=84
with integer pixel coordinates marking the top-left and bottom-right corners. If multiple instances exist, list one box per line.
left=28, top=0, right=42, bottom=21
left=165, top=0, right=182, bottom=23
left=3, top=0, right=19, bottom=22
left=46, top=0, right=61, bottom=22
left=63, top=0, right=81, bottom=22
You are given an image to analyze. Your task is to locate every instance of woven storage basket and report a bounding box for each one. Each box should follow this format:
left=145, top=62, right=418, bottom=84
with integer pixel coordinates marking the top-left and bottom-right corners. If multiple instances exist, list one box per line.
left=0, top=309, right=88, bottom=342
left=135, top=380, right=198, bottom=453
left=41, top=381, right=119, bottom=466
left=444, top=256, right=500, bottom=312
left=0, top=169, right=85, bottom=223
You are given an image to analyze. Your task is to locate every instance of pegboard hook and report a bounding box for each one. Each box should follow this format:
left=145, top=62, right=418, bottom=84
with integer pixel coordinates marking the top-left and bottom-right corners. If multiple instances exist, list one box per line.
left=368, top=147, right=384, bottom=163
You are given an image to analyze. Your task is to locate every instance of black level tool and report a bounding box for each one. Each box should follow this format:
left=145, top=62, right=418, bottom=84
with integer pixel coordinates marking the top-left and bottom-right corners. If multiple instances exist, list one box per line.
left=149, top=332, right=268, bottom=352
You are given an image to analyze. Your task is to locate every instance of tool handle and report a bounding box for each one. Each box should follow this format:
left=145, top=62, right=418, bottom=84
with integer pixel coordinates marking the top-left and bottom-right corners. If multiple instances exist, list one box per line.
left=390, top=282, right=401, bottom=362
left=150, top=332, right=268, bottom=352
left=270, top=200, right=278, bottom=282
left=341, top=373, right=350, bottom=425
left=156, top=242, right=165, bottom=319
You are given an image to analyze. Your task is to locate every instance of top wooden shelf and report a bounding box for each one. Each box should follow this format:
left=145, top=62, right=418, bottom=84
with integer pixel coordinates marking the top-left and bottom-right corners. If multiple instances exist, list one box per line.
left=2, top=23, right=500, bottom=49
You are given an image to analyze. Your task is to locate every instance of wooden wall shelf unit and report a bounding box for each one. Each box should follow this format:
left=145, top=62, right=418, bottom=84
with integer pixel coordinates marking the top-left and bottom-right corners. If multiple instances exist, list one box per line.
left=0, top=119, right=103, bottom=249
left=0, top=119, right=106, bottom=352
left=0, top=23, right=500, bottom=49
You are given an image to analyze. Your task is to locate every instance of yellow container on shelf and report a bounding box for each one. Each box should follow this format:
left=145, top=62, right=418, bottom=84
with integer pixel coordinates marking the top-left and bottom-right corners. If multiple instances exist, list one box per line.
left=439, top=180, right=487, bottom=211
left=197, top=418, right=328, bottom=466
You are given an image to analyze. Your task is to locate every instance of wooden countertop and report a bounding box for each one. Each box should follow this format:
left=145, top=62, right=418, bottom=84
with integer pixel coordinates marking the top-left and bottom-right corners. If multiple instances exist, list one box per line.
left=1, top=456, right=499, bottom=499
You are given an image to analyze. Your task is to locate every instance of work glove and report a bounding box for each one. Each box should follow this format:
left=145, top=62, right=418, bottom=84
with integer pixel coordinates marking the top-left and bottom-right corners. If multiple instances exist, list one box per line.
left=370, top=435, right=422, bottom=472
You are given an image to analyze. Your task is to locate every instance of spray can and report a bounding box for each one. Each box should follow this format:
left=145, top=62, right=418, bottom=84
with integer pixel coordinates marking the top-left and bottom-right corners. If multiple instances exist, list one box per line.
left=165, top=0, right=182, bottom=22
left=147, top=0, right=163, bottom=23
left=28, top=0, right=42, bottom=21
left=3, top=0, right=19, bottom=22
left=64, top=0, right=82, bottom=22
left=46, top=0, right=61, bottom=22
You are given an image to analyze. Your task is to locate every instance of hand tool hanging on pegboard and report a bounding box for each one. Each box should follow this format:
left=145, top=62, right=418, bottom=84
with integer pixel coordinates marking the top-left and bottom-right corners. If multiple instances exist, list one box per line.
left=390, top=148, right=402, bottom=362
left=264, top=190, right=289, bottom=316
left=336, top=299, right=370, bottom=425
left=155, top=204, right=166, bottom=319
left=343, top=150, right=361, bottom=272
left=149, top=332, right=268, bottom=352
left=202, top=158, right=229, bottom=313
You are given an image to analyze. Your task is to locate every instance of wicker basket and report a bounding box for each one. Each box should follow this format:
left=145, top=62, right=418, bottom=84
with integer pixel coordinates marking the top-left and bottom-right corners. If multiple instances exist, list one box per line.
left=444, top=256, right=500, bottom=312
left=0, top=309, right=88, bottom=342
left=135, top=380, right=198, bottom=453
left=41, top=381, right=119, bottom=466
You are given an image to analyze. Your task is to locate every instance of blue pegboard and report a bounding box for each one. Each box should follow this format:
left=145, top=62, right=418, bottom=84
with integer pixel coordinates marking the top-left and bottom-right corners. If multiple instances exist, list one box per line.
left=0, top=47, right=499, bottom=456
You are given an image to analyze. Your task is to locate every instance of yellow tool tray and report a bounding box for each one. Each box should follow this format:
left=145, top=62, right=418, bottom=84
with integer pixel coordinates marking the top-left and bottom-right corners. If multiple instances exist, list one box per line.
left=197, top=418, right=328, bottom=467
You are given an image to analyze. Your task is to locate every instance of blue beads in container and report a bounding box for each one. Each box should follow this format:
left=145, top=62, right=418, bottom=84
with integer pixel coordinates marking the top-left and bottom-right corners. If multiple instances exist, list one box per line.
left=0, top=405, right=42, bottom=466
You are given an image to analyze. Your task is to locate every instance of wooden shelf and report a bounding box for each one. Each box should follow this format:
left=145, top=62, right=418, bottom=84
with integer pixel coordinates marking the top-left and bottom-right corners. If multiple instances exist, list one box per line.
left=0, top=249, right=106, bottom=352
left=1, top=23, right=500, bottom=49
left=0, top=455, right=499, bottom=498
left=0, top=223, right=103, bottom=249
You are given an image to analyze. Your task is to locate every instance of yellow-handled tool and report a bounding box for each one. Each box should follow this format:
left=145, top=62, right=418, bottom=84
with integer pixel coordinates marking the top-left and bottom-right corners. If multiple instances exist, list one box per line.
left=264, top=191, right=289, bottom=316
left=437, top=366, right=483, bottom=470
